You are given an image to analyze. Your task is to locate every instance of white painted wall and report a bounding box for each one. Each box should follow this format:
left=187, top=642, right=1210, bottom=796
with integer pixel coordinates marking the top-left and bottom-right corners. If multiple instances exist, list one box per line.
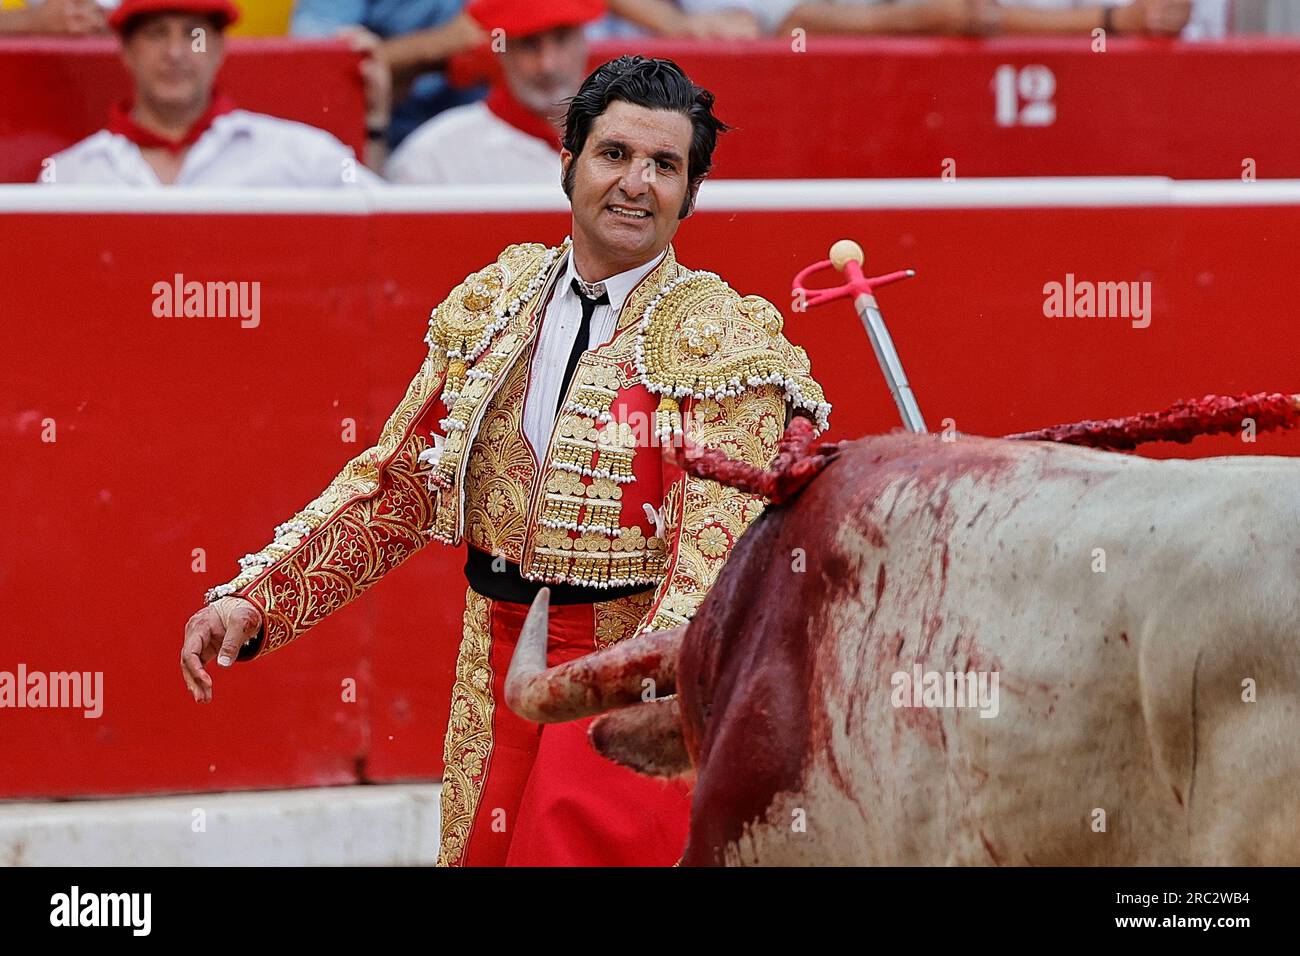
left=4, top=178, right=1300, bottom=214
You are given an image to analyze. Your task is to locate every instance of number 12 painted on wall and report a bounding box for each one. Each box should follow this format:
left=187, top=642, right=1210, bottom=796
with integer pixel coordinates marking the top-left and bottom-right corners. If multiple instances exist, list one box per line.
left=994, top=64, right=1057, bottom=127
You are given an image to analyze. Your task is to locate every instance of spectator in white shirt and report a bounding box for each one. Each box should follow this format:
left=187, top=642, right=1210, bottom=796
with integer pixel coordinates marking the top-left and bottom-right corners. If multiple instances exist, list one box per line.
left=41, top=0, right=382, bottom=187
left=385, top=0, right=604, bottom=185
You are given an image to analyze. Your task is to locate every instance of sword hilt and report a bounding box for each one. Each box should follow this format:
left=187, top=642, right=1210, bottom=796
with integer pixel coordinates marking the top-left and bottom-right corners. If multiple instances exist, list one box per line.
left=792, top=239, right=927, bottom=434
left=792, top=239, right=915, bottom=310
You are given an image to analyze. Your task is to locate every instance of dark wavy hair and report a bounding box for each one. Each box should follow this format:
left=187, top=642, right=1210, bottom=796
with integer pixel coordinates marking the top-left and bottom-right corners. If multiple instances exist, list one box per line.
left=560, top=56, right=730, bottom=219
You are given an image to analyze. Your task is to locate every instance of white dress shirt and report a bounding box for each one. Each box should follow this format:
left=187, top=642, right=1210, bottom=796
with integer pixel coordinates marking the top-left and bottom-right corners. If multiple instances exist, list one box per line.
left=40, top=110, right=384, bottom=187
left=521, top=247, right=668, bottom=462
left=384, top=101, right=561, bottom=186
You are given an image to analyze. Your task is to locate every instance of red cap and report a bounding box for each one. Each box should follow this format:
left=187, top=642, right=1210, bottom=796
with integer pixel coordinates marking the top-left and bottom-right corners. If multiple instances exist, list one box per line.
left=108, top=0, right=240, bottom=33
left=466, top=0, right=604, bottom=39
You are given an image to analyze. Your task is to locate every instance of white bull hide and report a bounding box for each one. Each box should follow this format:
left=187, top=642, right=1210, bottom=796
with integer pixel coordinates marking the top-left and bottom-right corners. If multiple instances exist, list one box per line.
left=727, top=433, right=1300, bottom=866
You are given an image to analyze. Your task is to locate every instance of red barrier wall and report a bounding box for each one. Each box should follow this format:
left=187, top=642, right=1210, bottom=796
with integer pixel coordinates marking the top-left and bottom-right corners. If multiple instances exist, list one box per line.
left=2, top=188, right=1298, bottom=799
left=5, top=37, right=1300, bottom=182
left=0, top=38, right=368, bottom=184
left=609, top=37, right=1300, bottom=180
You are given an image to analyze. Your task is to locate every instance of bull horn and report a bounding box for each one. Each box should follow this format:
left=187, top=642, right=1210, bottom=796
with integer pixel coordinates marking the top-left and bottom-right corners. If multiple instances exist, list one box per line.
left=504, top=587, right=553, bottom=716
left=504, top=588, right=686, bottom=723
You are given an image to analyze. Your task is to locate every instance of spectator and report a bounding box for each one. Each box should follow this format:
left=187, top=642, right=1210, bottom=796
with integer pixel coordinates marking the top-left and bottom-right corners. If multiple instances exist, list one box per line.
left=342, top=0, right=762, bottom=171
left=0, top=0, right=106, bottom=34
left=291, top=0, right=485, bottom=156
left=776, top=0, right=1220, bottom=38
left=385, top=0, right=602, bottom=185
left=41, top=0, right=381, bottom=186
left=593, top=0, right=763, bottom=38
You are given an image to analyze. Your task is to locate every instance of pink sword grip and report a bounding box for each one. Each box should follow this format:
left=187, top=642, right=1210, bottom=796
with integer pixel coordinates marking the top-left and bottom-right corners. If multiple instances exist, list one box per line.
left=792, top=258, right=914, bottom=309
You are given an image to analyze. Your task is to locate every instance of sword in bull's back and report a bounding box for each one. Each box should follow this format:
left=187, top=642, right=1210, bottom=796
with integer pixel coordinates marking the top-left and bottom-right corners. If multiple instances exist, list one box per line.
left=793, top=239, right=925, bottom=433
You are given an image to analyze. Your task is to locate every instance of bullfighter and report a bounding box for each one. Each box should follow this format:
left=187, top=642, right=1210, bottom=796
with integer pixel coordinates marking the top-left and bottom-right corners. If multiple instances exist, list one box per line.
left=179, top=54, right=829, bottom=866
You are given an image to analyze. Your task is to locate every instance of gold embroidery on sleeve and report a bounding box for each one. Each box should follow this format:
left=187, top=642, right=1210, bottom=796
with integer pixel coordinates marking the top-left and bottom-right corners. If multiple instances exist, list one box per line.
left=237, top=443, right=438, bottom=655
left=204, top=342, right=449, bottom=655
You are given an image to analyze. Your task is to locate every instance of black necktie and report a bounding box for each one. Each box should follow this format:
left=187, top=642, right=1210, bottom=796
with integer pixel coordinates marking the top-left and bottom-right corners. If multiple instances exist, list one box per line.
left=557, top=277, right=609, bottom=415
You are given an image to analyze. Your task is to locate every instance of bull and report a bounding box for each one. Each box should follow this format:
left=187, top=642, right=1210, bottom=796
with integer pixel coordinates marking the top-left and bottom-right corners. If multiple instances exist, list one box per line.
left=505, top=395, right=1300, bottom=865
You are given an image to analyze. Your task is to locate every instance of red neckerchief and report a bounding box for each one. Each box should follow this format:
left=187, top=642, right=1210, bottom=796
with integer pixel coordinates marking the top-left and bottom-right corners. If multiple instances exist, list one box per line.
left=107, top=92, right=237, bottom=155
left=484, top=83, right=561, bottom=151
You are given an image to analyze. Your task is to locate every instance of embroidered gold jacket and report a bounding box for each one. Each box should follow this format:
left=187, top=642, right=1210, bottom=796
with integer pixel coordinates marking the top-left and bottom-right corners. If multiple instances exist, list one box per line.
left=206, top=238, right=829, bottom=659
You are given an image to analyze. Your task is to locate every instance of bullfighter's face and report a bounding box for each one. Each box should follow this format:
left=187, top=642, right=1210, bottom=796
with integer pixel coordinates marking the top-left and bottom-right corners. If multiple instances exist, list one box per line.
left=561, top=100, right=700, bottom=280
left=121, top=13, right=225, bottom=116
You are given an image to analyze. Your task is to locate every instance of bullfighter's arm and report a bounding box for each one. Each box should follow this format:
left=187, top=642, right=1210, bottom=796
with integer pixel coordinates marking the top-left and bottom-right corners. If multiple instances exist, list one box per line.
left=203, top=319, right=450, bottom=662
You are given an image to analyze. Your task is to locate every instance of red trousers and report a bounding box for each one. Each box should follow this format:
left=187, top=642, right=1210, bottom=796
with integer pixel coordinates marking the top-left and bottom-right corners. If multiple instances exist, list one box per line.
left=436, top=587, right=691, bottom=866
